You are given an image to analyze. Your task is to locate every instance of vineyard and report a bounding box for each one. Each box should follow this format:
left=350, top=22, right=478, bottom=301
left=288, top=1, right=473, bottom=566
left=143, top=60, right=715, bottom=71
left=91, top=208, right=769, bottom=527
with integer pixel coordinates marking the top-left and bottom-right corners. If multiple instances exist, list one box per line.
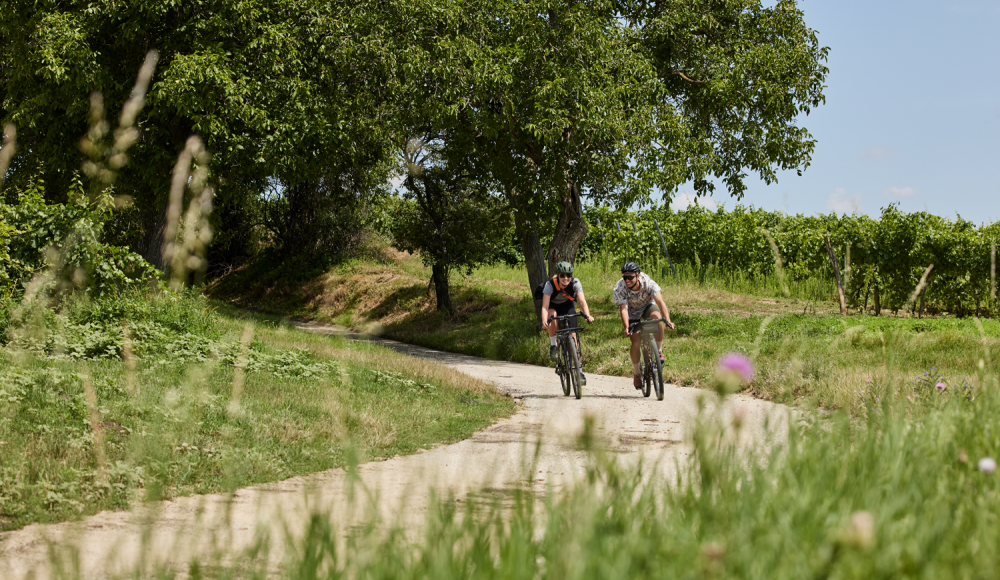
left=578, top=204, right=1000, bottom=317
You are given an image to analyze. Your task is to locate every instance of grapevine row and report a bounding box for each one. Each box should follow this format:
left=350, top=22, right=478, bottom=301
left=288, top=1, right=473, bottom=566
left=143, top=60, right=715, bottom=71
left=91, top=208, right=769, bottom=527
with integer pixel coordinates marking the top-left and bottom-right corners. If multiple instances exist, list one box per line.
left=579, top=204, right=1000, bottom=317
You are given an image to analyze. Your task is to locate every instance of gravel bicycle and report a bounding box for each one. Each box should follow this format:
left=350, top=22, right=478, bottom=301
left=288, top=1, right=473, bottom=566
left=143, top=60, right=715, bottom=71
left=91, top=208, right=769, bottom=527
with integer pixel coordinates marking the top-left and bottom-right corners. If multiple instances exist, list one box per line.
left=549, top=313, right=588, bottom=399
left=628, top=318, right=674, bottom=400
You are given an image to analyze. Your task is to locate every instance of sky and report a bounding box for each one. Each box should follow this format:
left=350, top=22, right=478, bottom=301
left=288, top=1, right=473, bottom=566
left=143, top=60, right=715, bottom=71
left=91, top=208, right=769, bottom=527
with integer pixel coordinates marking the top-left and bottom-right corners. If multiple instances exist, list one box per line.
left=670, top=0, right=1000, bottom=221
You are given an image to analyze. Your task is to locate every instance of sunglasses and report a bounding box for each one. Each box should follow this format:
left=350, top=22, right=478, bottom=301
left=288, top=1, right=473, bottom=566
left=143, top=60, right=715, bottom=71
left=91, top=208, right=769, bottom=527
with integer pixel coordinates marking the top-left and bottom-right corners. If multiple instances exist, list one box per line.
left=622, top=275, right=636, bottom=281
left=558, top=274, right=573, bottom=279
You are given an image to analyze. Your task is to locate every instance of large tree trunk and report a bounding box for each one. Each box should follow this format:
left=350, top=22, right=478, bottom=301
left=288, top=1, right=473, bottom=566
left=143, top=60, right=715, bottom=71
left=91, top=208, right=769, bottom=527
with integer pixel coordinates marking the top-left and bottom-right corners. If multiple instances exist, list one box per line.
left=431, top=263, right=455, bottom=316
left=139, top=200, right=169, bottom=273
left=547, top=181, right=587, bottom=274
left=515, top=209, right=548, bottom=327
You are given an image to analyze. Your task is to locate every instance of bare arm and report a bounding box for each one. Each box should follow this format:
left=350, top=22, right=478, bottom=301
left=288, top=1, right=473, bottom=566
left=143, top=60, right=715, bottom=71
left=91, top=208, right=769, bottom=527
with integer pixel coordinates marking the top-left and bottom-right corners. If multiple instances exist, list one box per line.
left=653, top=293, right=673, bottom=328
left=619, top=303, right=630, bottom=337
left=576, top=290, right=594, bottom=322
left=540, top=293, right=552, bottom=328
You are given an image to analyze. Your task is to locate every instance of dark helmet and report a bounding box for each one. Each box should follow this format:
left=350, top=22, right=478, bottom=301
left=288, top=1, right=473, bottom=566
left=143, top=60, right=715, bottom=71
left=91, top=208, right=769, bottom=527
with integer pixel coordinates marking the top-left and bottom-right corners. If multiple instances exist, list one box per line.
left=621, top=262, right=641, bottom=274
left=554, top=261, right=573, bottom=275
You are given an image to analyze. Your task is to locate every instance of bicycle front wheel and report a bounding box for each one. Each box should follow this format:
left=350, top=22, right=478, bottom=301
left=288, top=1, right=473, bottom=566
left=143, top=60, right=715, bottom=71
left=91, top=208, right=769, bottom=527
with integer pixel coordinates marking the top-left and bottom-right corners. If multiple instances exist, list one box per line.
left=567, top=337, right=583, bottom=399
left=640, top=338, right=652, bottom=398
left=650, top=335, right=665, bottom=401
left=558, top=340, right=571, bottom=396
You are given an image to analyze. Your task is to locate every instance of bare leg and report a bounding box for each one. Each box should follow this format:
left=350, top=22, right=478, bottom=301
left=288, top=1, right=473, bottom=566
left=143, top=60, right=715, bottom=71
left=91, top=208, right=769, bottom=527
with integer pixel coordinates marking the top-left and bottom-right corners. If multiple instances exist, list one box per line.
left=629, top=333, right=642, bottom=364
left=650, top=310, right=664, bottom=343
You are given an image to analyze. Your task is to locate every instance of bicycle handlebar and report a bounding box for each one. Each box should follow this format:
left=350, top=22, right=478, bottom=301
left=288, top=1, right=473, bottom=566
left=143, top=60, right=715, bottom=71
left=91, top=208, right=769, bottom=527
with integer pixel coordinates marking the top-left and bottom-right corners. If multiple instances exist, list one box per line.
left=548, top=313, right=592, bottom=323
left=628, top=318, right=674, bottom=334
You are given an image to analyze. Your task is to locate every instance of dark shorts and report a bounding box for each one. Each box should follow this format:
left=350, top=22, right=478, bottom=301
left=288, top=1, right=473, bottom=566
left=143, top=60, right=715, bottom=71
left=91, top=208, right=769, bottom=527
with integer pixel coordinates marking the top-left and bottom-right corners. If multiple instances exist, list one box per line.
left=551, top=301, right=577, bottom=328
left=628, top=302, right=659, bottom=324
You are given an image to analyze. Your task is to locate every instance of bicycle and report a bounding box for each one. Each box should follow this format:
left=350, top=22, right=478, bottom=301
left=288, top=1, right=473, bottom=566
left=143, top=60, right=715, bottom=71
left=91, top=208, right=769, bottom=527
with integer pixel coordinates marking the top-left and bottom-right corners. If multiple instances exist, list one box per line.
left=549, top=313, right=589, bottom=399
left=628, top=318, right=674, bottom=400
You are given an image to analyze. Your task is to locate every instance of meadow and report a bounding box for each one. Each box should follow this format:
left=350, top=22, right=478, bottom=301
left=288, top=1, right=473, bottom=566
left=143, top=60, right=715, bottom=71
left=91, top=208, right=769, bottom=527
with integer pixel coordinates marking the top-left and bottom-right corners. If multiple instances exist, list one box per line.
left=212, top=253, right=998, bottom=413
left=0, top=291, right=512, bottom=532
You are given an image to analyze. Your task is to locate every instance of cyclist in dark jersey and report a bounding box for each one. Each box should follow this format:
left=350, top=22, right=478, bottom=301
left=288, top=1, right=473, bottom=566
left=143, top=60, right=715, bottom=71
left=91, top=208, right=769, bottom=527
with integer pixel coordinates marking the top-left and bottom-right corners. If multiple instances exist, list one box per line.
left=540, top=261, right=595, bottom=382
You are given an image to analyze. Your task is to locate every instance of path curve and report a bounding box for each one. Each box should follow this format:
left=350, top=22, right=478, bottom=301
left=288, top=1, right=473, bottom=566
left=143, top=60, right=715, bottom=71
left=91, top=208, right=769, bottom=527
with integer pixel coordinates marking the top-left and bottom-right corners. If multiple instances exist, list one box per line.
left=0, top=324, right=787, bottom=579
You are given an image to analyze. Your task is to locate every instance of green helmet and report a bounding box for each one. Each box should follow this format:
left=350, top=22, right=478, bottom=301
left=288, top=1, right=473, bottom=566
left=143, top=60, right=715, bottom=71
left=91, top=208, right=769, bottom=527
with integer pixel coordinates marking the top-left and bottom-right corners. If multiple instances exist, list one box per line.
left=554, top=261, right=573, bottom=275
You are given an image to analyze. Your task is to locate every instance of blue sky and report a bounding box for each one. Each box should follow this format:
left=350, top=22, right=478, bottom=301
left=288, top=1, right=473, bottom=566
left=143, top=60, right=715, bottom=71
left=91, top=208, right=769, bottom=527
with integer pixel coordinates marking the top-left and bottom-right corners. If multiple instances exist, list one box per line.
left=672, top=0, right=1000, bottom=221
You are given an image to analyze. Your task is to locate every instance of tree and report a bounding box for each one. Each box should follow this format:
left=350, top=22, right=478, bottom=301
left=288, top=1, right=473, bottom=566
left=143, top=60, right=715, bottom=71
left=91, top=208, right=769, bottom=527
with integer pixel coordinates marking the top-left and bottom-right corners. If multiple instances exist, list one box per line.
left=397, top=0, right=828, bottom=309
left=392, top=138, right=514, bottom=316
left=0, top=0, right=398, bottom=270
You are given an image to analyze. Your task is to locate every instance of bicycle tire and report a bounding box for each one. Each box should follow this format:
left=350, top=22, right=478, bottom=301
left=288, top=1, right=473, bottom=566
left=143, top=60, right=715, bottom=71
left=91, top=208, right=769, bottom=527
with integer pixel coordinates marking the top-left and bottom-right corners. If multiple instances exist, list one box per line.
left=558, top=340, right=571, bottom=396
left=640, top=339, right=652, bottom=398
left=650, top=335, right=665, bottom=401
left=567, top=336, right=583, bottom=399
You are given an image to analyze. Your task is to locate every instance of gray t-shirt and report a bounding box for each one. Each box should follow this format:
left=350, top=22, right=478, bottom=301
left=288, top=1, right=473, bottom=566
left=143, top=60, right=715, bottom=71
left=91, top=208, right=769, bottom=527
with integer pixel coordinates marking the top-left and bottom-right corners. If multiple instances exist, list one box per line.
left=543, top=278, right=582, bottom=305
left=612, top=272, right=661, bottom=320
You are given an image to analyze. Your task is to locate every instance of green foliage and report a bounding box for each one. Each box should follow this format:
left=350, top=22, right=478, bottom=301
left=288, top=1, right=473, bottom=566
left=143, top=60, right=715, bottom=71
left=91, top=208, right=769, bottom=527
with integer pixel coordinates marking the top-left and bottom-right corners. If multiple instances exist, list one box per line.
left=0, top=178, right=160, bottom=309
left=1, top=0, right=398, bottom=266
left=0, top=293, right=514, bottom=531
left=392, top=173, right=517, bottom=274
left=582, top=203, right=1000, bottom=316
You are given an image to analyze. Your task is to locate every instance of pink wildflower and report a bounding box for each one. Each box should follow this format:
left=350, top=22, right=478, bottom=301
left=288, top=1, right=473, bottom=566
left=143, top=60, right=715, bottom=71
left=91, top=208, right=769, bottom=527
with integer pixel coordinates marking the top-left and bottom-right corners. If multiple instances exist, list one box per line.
left=719, top=353, right=754, bottom=381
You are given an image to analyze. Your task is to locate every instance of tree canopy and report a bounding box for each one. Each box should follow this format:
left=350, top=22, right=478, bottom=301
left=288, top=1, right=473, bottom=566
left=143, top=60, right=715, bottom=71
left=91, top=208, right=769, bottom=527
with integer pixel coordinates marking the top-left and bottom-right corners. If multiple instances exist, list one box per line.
left=1, top=0, right=828, bottom=291
left=0, top=0, right=398, bottom=267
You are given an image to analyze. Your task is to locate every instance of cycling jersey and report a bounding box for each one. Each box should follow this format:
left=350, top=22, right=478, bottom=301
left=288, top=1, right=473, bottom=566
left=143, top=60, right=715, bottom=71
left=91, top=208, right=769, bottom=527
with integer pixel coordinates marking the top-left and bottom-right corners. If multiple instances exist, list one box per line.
left=612, top=273, right=661, bottom=321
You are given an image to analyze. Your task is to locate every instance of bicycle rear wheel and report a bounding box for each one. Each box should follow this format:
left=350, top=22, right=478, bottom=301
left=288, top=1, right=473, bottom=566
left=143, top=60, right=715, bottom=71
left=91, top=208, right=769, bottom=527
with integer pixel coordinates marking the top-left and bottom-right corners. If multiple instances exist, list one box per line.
left=640, top=339, right=652, bottom=398
left=567, top=336, right=583, bottom=399
left=558, top=340, right=571, bottom=396
left=650, top=335, right=665, bottom=401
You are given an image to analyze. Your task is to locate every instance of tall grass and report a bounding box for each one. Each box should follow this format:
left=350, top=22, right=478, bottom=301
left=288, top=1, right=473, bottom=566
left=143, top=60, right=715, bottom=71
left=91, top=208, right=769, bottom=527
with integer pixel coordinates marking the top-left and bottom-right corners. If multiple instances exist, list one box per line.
left=36, top=352, right=1000, bottom=579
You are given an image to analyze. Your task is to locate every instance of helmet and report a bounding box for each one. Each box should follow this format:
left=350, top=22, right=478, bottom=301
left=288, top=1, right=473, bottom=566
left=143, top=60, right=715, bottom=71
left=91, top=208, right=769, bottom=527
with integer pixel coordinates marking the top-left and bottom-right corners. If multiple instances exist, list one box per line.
left=554, top=261, right=574, bottom=275
left=621, top=262, right=641, bottom=274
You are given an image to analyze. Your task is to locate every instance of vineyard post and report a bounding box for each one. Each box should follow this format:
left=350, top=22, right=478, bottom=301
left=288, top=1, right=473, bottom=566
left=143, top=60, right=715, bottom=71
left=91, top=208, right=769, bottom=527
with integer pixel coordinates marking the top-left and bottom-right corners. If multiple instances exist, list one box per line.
left=631, top=220, right=643, bottom=266
left=653, top=219, right=677, bottom=277
left=991, top=241, right=996, bottom=300
left=845, top=243, right=851, bottom=287
left=910, top=264, right=934, bottom=318
left=824, top=231, right=847, bottom=316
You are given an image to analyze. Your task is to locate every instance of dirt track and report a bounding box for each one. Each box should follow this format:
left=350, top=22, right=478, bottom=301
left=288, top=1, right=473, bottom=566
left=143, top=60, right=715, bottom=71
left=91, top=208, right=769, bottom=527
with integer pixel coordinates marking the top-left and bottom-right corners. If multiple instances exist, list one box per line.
left=0, top=324, right=787, bottom=579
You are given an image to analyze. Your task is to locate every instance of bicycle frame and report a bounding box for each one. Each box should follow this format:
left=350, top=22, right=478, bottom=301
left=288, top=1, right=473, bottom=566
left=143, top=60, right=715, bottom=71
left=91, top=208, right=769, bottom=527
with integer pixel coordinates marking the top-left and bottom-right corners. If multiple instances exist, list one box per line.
left=550, top=313, right=587, bottom=399
left=628, top=318, right=671, bottom=400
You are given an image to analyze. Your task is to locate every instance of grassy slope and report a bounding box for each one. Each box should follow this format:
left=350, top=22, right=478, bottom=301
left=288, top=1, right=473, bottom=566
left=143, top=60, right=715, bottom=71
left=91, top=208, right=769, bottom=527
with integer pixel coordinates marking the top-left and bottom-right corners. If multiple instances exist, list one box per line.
left=0, top=295, right=513, bottom=532
left=209, top=253, right=1000, bottom=411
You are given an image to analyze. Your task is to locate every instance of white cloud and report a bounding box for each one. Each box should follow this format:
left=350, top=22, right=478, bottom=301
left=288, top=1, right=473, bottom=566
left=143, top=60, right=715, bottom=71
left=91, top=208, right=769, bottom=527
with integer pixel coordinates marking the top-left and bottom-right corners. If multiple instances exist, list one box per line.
left=826, top=188, right=863, bottom=214
left=670, top=192, right=719, bottom=211
left=861, top=147, right=892, bottom=160
left=388, top=173, right=405, bottom=190
left=885, top=185, right=916, bottom=197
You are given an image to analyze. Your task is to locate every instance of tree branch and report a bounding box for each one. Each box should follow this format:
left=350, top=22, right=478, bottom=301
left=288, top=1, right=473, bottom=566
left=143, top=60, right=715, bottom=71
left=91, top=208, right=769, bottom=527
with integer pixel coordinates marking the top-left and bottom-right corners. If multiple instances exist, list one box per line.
left=667, top=70, right=707, bottom=84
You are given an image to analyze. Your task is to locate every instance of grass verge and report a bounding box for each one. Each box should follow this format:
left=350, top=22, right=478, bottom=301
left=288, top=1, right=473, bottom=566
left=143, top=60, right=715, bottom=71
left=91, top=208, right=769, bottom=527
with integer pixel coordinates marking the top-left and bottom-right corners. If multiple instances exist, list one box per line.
left=0, top=292, right=514, bottom=532
left=209, top=253, right=1000, bottom=411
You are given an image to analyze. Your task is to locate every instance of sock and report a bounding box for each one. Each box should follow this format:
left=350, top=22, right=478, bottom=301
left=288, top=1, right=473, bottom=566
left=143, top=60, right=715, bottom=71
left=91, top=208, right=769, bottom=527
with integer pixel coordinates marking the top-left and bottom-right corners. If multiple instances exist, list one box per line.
left=550, top=336, right=558, bottom=346
left=632, top=363, right=642, bottom=375
left=656, top=340, right=663, bottom=352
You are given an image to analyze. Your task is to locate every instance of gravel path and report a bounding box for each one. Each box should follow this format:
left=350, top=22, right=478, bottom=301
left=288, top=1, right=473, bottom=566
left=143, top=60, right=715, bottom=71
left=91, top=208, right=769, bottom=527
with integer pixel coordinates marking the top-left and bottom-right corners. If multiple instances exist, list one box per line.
left=0, top=324, right=787, bottom=579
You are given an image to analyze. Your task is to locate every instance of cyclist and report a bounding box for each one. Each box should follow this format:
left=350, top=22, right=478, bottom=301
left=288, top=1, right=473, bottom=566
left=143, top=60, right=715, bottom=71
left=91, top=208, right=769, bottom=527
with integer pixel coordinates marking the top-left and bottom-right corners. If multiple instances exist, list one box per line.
left=613, top=262, right=674, bottom=389
left=540, top=261, right=595, bottom=384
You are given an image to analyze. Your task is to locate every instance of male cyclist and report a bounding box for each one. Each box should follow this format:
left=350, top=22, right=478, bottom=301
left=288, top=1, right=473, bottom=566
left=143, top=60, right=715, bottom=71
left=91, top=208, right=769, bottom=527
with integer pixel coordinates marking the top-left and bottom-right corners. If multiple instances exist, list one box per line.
left=613, top=262, right=674, bottom=389
left=540, top=261, right=595, bottom=384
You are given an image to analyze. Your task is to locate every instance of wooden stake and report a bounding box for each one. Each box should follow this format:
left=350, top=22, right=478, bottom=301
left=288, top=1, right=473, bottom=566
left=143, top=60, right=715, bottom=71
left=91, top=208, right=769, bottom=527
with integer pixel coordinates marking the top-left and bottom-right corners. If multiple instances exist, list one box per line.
left=653, top=219, right=677, bottom=276
left=824, top=231, right=847, bottom=316
left=845, top=243, right=851, bottom=287
left=909, top=264, right=935, bottom=307
left=992, top=241, right=996, bottom=299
